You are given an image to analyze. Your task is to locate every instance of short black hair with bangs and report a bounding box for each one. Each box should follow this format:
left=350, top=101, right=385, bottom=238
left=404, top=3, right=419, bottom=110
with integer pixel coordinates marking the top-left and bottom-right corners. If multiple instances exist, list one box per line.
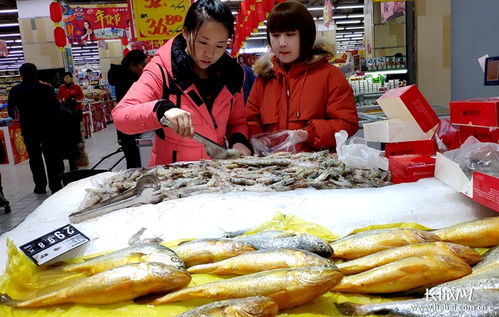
left=267, top=1, right=316, bottom=61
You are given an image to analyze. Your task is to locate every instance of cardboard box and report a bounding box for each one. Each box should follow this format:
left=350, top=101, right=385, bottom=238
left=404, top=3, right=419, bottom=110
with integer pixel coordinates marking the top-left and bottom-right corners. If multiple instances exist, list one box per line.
left=459, top=126, right=499, bottom=144
left=364, top=85, right=440, bottom=142
left=385, top=139, right=437, bottom=157
left=450, top=98, right=499, bottom=127
left=435, top=153, right=498, bottom=212
left=389, top=155, right=436, bottom=184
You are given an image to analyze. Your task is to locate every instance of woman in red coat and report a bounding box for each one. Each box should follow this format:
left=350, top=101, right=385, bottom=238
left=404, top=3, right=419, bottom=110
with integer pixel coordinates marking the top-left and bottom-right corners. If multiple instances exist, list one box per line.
left=246, top=1, right=359, bottom=152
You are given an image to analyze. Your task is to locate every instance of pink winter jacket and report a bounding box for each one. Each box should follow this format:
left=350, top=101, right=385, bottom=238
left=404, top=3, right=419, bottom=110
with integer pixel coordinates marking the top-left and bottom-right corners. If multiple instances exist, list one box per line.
left=112, top=36, right=249, bottom=166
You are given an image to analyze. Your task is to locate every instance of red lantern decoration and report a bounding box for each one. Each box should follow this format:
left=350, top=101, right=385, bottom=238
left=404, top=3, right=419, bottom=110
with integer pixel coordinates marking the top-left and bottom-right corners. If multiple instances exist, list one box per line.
left=123, top=48, right=130, bottom=56
left=49, top=2, right=63, bottom=23
left=121, top=37, right=128, bottom=46
left=54, top=26, right=66, bottom=48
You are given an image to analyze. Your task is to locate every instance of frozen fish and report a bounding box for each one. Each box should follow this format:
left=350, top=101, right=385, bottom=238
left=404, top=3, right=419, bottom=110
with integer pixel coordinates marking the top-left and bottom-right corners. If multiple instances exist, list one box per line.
left=433, top=217, right=499, bottom=247
left=174, top=239, right=255, bottom=267
left=177, top=296, right=278, bottom=317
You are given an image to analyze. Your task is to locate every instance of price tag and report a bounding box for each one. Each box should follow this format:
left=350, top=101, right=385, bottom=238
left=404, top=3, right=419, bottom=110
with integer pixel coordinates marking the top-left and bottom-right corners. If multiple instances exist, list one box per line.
left=19, top=224, right=90, bottom=265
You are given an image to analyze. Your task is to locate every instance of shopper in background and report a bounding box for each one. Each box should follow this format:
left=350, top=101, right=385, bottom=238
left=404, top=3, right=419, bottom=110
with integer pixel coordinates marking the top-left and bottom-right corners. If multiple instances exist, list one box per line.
left=7, top=63, right=64, bottom=194
left=57, top=72, right=84, bottom=171
left=108, top=49, right=149, bottom=168
left=112, top=0, right=251, bottom=166
left=246, top=1, right=358, bottom=152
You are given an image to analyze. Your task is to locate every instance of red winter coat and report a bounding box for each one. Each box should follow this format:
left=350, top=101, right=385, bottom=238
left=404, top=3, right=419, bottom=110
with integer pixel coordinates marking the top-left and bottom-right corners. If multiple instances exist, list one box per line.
left=112, top=35, right=249, bottom=166
left=57, top=83, right=84, bottom=111
left=246, top=42, right=358, bottom=151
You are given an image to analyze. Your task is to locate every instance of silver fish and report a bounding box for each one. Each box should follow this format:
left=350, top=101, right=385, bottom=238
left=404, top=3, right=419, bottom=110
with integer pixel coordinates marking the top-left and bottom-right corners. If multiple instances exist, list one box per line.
left=336, top=289, right=499, bottom=317
left=234, top=231, right=333, bottom=258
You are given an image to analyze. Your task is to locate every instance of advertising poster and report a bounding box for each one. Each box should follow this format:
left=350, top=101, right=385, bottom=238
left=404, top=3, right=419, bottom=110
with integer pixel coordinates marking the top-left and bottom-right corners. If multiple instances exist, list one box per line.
left=131, top=0, right=191, bottom=41
left=381, top=1, right=406, bottom=23
left=61, top=3, right=130, bottom=45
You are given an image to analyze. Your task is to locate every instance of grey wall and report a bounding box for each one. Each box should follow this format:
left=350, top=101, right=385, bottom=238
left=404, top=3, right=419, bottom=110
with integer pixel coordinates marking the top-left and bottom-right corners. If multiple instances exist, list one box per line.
left=452, top=0, right=499, bottom=100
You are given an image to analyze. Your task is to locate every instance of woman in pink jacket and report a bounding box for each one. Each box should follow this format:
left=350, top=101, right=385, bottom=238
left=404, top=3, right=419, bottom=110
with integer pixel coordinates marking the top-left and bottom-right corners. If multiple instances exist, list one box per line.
left=112, top=0, right=251, bottom=166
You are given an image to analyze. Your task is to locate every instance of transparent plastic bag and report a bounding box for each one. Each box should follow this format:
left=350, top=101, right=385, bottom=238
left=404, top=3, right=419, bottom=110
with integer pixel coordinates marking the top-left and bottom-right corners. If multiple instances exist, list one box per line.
left=250, top=130, right=308, bottom=155
left=335, top=130, right=389, bottom=170
left=443, top=136, right=499, bottom=178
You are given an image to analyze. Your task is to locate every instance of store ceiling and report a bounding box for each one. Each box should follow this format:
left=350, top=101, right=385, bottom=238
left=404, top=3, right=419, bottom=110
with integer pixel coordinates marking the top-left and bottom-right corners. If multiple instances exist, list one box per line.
left=0, top=0, right=364, bottom=72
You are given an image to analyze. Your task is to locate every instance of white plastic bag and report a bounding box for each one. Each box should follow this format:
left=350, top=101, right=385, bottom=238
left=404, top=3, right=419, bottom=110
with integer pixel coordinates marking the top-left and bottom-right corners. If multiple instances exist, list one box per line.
left=335, top=130, right=389, bottom=170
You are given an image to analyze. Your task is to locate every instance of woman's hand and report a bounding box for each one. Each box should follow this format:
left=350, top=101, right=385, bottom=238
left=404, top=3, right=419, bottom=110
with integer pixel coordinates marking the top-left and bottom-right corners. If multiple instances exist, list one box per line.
left=232, top=143, right=251, bottom=157
left=162, top=108, right=195, bottom=138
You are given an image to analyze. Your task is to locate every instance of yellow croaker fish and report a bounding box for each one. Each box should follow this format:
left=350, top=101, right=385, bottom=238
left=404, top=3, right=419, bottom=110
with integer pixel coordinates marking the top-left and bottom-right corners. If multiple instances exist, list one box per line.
left=174, top=238, right=255, bottom=267
left=0, top=262, right=191, bottom=308
left=337, top=242, right=481, bottom=275
left=177, top=296, right=279, bottom=317
left=145, top=266, right=343, bottom=309
left=330, top=228, right=441, bottom=260
left=433, top=216, right=499, bottom=247
left=57, top=243, right=185, bottom=275
left=188, top=248, right=334, bottom=275
left=331, top=254, right=471, bottom=294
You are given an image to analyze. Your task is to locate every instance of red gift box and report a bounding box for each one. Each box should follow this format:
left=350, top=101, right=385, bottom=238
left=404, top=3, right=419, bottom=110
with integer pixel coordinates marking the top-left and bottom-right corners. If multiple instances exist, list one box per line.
left=458, top=125, right=499, bottom=144
left=385, top=139, right=437, bottom=157
left=389, top=154, right=436, bottom=184
left=450, top=98, right=499, bottom=127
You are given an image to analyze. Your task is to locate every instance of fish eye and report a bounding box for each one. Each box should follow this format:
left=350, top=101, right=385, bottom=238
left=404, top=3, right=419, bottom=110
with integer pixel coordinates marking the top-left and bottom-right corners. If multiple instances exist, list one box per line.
left=319, top=243, right=326, bottom=249
left=171, top=257, right=180, bottom=262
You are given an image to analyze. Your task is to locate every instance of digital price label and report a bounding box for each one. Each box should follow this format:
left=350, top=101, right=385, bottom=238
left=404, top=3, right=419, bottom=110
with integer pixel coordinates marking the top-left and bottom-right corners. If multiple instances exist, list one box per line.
left=19, top=224, right=90, bottom=265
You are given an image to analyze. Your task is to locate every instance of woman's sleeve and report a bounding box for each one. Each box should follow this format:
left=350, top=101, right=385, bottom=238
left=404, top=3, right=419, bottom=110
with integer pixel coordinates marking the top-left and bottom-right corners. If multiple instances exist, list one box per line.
left=111, top=64, right=166, bottom=135
left=304, top=69, right=359, bottom=150
left=227, top=90, right=250, bottom=148
left=245, top=77, right=265, bottom=137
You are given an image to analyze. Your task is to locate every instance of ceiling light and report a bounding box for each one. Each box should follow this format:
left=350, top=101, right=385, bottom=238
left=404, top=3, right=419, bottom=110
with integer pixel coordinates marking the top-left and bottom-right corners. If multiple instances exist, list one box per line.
left=247, top=36, right=267, bottom=40
left=0, top=9, right=19, bottom=14
left=8, top=45, right=23, bottom=49
left=258, top=26, right=266, bottom=30
left=345, top=26, right=364, bottom=30
left=0, top=33, right=21, bottom=37
left=0, top=23, right=19, bottom=28
left=336, top=20, right=362, bottom=24
left=336, top=5, right=364, bottom=10
left=348, top=14, right=365, bottom=19
left=8, top=50, right=23, bottom=54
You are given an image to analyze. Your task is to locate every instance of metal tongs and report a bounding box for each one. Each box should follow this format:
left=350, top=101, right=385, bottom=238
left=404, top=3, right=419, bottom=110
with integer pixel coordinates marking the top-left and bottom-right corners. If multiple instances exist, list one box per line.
left=160, top=117, right=240, bottom=159
left=69, top=175, right=163, bottom=223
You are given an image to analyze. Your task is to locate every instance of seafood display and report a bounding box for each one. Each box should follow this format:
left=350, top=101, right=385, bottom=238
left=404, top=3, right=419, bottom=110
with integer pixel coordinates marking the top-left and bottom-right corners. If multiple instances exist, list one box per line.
left=177, top=296, right=278, bottom=317
left=0, top=262, right=191, bottom=308
left=336, top=242, right=481, bottom=275
left=56, top=243, right=185, bottom=274
left=174, top=239, right=256, bottom=267
left=144, top=266, right=344, bottom=309
left=187, top=248, right=334, bottom=275
left=79, top=151, right=391, bottom=214
left=433, top=217, right=499, bottom=247
left=234, top=231, right=333, bottom=258
left=330, top=228, right=441, bottom=260
left=331, top=254, right=472, bottom=293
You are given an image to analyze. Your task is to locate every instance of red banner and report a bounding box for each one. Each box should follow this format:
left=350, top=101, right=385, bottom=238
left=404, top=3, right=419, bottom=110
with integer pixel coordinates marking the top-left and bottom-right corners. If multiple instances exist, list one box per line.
left=62, top=4, right=129, bottom=45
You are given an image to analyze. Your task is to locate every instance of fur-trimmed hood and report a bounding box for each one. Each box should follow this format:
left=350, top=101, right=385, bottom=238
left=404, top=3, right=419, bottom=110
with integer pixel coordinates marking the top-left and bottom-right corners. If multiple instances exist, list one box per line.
left=252, top=40, right=335, bottom=79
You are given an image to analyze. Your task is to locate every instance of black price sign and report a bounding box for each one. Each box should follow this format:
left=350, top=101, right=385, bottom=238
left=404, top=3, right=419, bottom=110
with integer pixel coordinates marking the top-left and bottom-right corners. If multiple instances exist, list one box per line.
left=20, top=224, right=90, bottom=265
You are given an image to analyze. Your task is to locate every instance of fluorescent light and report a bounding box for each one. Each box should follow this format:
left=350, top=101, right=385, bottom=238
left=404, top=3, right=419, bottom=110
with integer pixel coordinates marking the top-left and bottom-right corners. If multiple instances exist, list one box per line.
left=336, top=5, right=364, bottom=10
left=8, top=50, right=23, bottom=54
left=0, top=33, right=20, bottom=37
left=8, top=45, right=23, bottom=49
left=336, top=20, right=362, bottom=25
left=247, top=36, right=267, bottom=40
left=258, top=26, right=266, bottom=30
left=345, top=26, right=364, bottom=30
left=240, top=47, right=268, bottom=54
left=308, top=7, right=323, bottom=11
left=348, top=14, right=365, bottom=19
left=0, top=9, right=18, bottom=14
left=0, top=23, right=19, bottom=28
left=81, top=53, right=98, bottom=56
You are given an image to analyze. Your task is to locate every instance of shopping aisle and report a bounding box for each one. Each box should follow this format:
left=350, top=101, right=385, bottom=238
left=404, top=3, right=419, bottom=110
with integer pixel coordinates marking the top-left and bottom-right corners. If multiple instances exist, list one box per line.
left=0, top=123, right=126, bottom=234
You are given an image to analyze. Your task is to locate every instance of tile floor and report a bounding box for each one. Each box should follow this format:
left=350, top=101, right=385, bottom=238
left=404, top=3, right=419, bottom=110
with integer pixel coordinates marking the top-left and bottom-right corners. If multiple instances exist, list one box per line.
left=0, top=123, right=127, bottom=234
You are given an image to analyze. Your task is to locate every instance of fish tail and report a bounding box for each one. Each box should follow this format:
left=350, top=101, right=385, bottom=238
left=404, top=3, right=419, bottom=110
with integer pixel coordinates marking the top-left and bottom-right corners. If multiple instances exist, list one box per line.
left=335, top=302, right=368, bottom=316
left=0, top=293, right=18, bottom=307
left=416, top=230, right=441, bottom=242
left=445, top=242, right=481, bottom=265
